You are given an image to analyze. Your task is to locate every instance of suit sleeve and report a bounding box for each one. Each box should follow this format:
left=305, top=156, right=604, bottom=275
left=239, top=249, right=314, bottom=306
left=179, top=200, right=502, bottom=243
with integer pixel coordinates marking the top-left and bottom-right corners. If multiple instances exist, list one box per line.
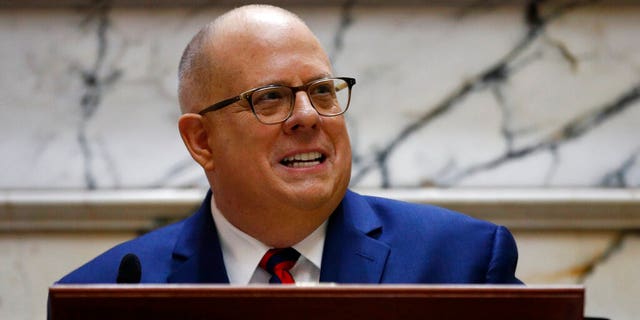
left=485, top=225, right=523, bottom=284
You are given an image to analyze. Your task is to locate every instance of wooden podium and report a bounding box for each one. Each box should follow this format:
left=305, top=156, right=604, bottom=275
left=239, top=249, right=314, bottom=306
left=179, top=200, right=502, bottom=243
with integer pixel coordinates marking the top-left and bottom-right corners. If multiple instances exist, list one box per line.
left=49, top=284, right=584, bottom=320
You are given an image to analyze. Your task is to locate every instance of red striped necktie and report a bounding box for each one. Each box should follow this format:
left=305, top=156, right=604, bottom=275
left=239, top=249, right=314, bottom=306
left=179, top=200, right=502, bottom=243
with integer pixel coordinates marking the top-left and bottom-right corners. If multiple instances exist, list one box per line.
left=259, top=248, right=301, bottom=284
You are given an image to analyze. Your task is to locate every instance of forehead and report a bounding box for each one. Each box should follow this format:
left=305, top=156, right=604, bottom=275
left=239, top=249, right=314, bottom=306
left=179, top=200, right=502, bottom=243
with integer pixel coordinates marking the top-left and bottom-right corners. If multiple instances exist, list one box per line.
left=209, top=18, right=332, bottom=90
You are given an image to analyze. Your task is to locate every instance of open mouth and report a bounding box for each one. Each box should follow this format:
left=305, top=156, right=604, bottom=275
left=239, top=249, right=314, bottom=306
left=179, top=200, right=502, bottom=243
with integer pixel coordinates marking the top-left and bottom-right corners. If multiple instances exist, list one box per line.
left=280, top=151, right=326, bottom=168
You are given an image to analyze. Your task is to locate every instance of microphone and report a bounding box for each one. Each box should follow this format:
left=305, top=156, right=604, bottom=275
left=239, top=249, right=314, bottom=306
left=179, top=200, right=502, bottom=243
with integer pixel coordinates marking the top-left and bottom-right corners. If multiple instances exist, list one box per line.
left=116, top=253, right=142, bottom=284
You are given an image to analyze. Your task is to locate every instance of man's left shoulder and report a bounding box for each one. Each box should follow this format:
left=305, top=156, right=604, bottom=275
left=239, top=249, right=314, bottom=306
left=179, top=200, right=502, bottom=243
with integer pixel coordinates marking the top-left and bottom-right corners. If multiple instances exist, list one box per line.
left=352, top=190, right=497, bottom=230
left=342, top=190, right=522, bottom=284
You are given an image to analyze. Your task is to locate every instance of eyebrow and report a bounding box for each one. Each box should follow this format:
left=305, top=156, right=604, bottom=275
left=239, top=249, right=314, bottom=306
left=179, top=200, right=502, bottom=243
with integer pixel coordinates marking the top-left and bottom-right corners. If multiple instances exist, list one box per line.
left=259, top=73, right=333, bottom=87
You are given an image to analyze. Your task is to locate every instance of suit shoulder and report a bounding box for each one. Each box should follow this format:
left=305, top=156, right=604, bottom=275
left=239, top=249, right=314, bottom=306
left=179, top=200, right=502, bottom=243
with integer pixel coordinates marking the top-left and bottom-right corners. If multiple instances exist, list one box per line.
left=57, top=219, right=186, bottom=284
left=343, top=191, right=521, bottom=284
left=361, top=193, right=497, bottom=231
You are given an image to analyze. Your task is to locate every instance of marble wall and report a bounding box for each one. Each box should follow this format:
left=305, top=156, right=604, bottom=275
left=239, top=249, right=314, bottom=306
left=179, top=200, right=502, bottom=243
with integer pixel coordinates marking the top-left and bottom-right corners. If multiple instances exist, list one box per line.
left=1, top=2, right=639, bottom=189
left=1, top=2, right=639, bottom=320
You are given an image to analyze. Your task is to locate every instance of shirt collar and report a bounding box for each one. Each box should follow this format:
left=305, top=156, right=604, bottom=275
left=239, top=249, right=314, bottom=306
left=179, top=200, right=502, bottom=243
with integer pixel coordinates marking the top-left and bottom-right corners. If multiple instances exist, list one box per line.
left=210, top=196, right=326, bottom=285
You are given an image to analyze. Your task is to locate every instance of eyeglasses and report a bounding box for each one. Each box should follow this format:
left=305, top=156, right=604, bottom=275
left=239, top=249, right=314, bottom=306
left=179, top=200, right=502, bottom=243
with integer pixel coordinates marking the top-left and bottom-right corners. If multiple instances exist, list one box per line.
left=198, top=77, right=356, bottom=125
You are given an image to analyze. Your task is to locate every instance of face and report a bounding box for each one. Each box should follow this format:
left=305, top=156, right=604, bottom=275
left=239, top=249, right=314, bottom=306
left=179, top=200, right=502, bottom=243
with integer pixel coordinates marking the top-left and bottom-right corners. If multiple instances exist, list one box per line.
left=201, top=19, right=352, bottom=221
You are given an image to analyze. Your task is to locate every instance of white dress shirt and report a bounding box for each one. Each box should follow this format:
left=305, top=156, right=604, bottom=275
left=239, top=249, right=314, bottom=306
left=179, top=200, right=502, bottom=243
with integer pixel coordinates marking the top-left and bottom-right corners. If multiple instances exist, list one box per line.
left=210, top=196, right=326, bottom=285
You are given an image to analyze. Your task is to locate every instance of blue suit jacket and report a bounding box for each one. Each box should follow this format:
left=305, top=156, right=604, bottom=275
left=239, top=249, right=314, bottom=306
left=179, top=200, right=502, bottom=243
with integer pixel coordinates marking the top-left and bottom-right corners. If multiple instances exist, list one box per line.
left=58, top=190, right=521, bottom=284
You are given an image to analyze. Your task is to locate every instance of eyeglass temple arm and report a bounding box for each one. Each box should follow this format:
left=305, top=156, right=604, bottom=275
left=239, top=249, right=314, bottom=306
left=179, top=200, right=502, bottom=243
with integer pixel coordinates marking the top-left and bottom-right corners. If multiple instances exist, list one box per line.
left=335, top=82, right=348, bottom=91
left=198, top=96, right=242, bottom=115
left=340, top=77, right=356, bottom=90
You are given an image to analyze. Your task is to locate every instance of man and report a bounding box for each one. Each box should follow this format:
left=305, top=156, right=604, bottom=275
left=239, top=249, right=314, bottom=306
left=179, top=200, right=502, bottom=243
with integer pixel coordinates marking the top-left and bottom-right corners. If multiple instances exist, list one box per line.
left=58, top=5, right=521, bottom=285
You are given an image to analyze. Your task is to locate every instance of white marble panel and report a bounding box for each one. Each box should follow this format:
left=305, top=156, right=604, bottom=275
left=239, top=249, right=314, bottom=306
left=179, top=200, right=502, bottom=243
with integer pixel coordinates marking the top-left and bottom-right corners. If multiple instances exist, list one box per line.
left=341, top=5, right=640, bottom=188
left=515, top=231, right=618, bottom=284
left=583, top=233, right=640, bottom=320
left=515, top=230, right=640, bottom=320
left=0, top=233, right=135, bottom=320
left=2, top=4, right=640, bottom=189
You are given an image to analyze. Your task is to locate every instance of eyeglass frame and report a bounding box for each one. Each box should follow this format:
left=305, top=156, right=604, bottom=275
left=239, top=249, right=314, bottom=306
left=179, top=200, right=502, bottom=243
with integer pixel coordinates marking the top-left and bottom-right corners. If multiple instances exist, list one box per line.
left=197, top=77, right=356, bottom=125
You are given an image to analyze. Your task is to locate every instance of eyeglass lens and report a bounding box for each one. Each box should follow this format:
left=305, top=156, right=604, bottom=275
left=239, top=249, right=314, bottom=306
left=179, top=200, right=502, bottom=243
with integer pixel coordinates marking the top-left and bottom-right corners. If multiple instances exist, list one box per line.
left=250, top=78, right=351, bottom=124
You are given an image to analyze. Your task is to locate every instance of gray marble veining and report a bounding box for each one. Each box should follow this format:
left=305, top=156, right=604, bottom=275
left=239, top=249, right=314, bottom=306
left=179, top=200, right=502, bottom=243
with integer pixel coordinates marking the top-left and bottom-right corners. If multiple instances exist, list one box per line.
left=1, top=1, right=638, bottom=189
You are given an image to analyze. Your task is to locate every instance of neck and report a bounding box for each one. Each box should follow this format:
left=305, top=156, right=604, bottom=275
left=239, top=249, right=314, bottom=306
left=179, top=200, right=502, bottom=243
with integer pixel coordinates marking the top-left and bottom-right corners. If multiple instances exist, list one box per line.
left=211, top=193, right=335, bottom=248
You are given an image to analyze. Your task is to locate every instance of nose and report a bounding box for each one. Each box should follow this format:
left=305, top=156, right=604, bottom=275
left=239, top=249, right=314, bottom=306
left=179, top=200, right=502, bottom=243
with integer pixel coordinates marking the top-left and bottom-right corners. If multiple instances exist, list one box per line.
left=282, top=91, right=320, bottom=133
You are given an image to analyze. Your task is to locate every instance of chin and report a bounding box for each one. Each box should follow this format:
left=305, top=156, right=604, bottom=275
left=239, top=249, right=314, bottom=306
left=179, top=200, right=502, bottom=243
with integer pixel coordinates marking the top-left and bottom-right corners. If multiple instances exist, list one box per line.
left=285, top=187, right=339, bottom=211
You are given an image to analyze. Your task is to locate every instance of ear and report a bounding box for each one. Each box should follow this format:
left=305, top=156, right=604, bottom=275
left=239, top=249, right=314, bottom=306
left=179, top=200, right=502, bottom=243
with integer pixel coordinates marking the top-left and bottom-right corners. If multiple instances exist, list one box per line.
left=178, top=114, right=215, bottom=171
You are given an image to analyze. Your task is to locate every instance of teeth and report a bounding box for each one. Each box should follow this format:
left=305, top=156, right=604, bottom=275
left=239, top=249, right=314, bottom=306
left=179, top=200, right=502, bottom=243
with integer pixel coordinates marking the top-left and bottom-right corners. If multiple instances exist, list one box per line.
left=291, top=160, right=321, bottom=168
left=283, top=152, right=322, bottom=162
left=282, top=152, right=323, bottom=167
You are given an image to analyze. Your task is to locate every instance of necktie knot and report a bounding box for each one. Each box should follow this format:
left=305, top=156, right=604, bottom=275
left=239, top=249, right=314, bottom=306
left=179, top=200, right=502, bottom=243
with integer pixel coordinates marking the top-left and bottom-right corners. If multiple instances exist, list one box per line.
left=259, top=247, right=300, bottom=284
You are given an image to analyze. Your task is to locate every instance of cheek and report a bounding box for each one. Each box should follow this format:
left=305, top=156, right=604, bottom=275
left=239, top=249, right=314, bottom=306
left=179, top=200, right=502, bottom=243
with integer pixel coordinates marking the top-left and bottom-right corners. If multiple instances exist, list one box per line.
left=212, top=123, right=278, bottom=164
left=328, top=121, right=351, bottom=152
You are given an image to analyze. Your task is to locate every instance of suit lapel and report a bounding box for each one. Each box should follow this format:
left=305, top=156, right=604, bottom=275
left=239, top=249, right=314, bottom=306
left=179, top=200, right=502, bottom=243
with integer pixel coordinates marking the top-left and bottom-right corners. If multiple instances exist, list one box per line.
left=320, top=190, right=390, bottom=283
left=167, top=191, right=229, bottom=283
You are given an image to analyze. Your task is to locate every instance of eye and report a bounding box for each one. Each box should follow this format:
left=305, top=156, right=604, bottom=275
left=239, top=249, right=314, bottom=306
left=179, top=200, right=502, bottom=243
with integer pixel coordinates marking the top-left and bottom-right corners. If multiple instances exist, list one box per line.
left=251, top=87, right=291, bottom=118
left=254, top=88, right=286, bottom=103
left=310, top=82, right=335, bottom=96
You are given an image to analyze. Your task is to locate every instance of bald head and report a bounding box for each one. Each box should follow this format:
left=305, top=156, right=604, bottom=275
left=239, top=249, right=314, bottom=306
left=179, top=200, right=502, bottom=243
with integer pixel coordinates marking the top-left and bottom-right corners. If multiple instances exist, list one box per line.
left=178, top=5, right=325, bottom=114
